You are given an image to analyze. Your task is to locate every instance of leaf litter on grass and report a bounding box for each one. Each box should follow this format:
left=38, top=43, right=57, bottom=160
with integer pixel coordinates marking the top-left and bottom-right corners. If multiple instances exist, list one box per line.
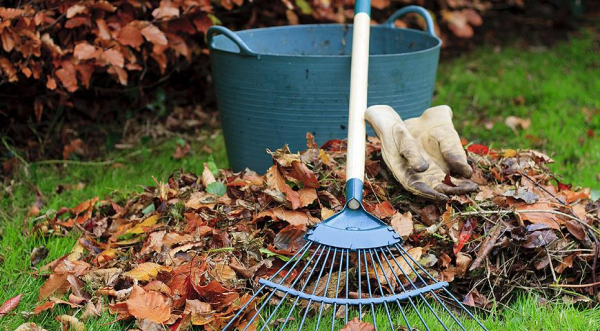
left=20, top=133, right=599, bottom=330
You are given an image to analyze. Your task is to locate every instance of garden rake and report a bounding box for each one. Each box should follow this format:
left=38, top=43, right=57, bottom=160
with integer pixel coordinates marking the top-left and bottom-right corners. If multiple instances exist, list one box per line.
left=224, top=1, right=488, bottom=330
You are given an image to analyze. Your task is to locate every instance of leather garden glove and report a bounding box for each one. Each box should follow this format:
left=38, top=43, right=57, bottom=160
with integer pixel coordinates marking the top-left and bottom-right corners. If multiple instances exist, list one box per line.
left=365, top=105, right=478, bottom=201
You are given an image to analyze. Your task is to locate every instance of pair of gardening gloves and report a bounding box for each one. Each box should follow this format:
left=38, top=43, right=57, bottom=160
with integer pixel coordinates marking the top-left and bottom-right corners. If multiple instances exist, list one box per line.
left=365, top=105, right=478, bottom=201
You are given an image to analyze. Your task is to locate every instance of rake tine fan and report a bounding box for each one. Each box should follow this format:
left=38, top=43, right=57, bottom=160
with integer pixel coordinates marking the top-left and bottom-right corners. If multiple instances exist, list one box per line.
left=223, top=1, right=488, bottom=330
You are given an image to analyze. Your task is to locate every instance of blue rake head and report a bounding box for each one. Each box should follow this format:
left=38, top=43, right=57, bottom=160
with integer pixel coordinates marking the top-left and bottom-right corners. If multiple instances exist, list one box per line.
left=223, top=179, right=488, bottom=331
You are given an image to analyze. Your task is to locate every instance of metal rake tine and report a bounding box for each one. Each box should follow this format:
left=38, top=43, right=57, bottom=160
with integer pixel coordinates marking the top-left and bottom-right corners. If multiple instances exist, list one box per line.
left=367, top=249, right=395, bottom=330
left=315, top=247, right=337, bottom=330
left=357, top=249, right=363, bottom=320
left=298, top=246, right=333, bottom=330
left=345, top=248, right=349, bottom=325
left=394, top=246, right=480, bottom=330
left=387, top=246, right=451, bottom=331
left=250, top=243, right=323, bottom=331
left=377, top=247, right=429, bottom=331
left=331, top=248, right=345, bottom=331
left=442, top=288, right=489, bottom=330
left=361, top=249, right=378, bottom=329
left=224, top=242, right=313, bottom=331
left=393, top=246, right=466, bottom=330
left=375, top=251, right=412, bottom=330
left=395, top=244, right=441, bottom=283
left=384, top=246, right=449, bottom=331
left=279, top=244, right=331, bottom=330
left=393, top=245, right=469, bottom=330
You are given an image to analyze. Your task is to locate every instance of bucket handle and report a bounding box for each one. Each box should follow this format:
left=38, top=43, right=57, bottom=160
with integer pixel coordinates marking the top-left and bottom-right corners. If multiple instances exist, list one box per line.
left=383, top=6, right=437, bottom=37
left=207, top=26, right=258, bottom=57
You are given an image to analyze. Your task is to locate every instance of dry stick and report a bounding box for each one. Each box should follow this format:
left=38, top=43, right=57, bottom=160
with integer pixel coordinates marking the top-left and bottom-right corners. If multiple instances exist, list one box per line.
left=545, top=247, right=558, bottom=283
left=520, top=171, right=566, bottom=205
left=469, top=221, right=504, bottom=271
left=549, top=281, right=600, bottom=288
left=521, top=171, right=599, bottom=295
left=458, top=209, right=600, bottom=236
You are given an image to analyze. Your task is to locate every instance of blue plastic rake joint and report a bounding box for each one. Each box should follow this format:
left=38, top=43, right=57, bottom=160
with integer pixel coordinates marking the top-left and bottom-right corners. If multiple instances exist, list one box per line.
left=305, top=178, right=402, bottom=250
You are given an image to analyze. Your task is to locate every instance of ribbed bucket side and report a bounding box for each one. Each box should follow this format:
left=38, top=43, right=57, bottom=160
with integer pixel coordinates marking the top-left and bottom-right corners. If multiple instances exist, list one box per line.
left=210, top=26, right=440, bottom=172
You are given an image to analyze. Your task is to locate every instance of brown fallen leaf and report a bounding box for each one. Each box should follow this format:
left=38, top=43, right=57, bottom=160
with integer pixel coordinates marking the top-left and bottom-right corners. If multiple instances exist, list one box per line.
left=298, top=187, right=318, bottom=207
left=124, top=262, right=172, bottom=281
left=184, top=299, right=214, bottom=325
left=504, top=116, right=531, bottom=134
left=341, top=317, right=375, bottom=331
left=288, top=161, right=320, bottom=188
left=55, top=315, right=85, bottom=331
left=202, top=163, right=216, bottom=187
left=81, top=300, right=101, bottom=320
left=516, top=202, right=561, bottom=230
left=255, top=207, right=319, bottom=227
left=0, top=293, right=22, bottom=316
left=390, top=211, right=413, bottom=238
left=15, top=323, right=48, bottom=331
left=211, top=263, right=236, bottom=282
left=33, top=297, right=80, bottom=314
left=266, top=165, right=301, bottom=209
left=125, top=285, right=171, bottom=323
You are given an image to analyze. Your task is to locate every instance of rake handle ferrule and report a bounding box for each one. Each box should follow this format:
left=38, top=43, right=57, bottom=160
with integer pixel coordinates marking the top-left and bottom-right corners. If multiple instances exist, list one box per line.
left=346, top=178, right=364, bottom=209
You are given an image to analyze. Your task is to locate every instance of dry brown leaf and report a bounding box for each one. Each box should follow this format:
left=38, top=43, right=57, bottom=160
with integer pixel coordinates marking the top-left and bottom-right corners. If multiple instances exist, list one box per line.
left=55, top=315, right=85, bottom=331
left=0, top=293, right=22, bottom=316
left=321, top=207, right=335, bottom=220
left=255, top=207, right=319, bottom=226
left=141, top=24, right=168, bottom=46
left=102, top=49, right=124, bottom=68
left=124, top=262, right=172, bottom=281
left=390, top=211, right=413, bottom=238
left=55, top=62, right=78, bottom=92
left=66, top=4, right=87, bottom=18
left=341, top=317, right=375, bottom=331
left=505, top=116, right=531, bottom=134
left=211, top=263, right=236, bottom=282
left=126, top=285, right=171, bottom=323
left=0, top=8, right=25, bottom=20
left=184, top=300, right=213, bottom=325
left=152, top=6, right=180, bottom=19
left=298, top=187, right=317, bottom=207
left=266, top=165, right=301, bottom=209
left=442, top=10, right=473, bottom=38
left=0, top=56, right=18, bottom=82
left=455, top=252, right=472, bottom=276
left=39, top=273, right=69, bottom=300
left=516, top=202, right=561, bottom=230
left=202, top=163, right=216, bottom=187
left=15, top=323, right=47, bottom=331
left=371, top=0, right=390, bottom=10
left=117, top=23, right=144, bottom=48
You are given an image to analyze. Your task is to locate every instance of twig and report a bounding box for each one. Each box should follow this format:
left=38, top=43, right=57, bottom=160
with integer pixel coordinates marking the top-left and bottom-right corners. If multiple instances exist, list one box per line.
left=2, top=137, right=30, bottom=168
left=549, top=281, right=600, bottom=288
left=470, top=221, right=504, bottom=271
left=545, top=247, right=557, bottom=283
left=589, top=229, right=599, bottom=296
left=30, top=149, right=148, bottom=167
left=39, top=12, right=66, bottom=32
left=520, top=171, right=566, bottom=205
left=458, top=209, right=600, bottom=236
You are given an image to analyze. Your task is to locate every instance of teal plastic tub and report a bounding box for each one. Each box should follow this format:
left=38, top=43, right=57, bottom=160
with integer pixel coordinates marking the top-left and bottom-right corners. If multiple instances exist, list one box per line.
left=208, top=6, right=441, bottom=172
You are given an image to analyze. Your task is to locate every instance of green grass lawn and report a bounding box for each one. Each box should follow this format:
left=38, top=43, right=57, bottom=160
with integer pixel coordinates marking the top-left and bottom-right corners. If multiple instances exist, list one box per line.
left=435, top=26, right=600, bottom=191
left=1, top=28, right=600, bottom=330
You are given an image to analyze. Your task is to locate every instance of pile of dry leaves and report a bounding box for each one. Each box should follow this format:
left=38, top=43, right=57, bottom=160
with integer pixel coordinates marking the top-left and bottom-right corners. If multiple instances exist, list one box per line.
left=20, top=134, right=599, bottom=330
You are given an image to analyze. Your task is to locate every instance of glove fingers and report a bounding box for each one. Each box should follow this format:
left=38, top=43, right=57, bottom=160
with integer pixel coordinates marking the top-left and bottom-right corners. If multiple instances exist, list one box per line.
left=393, top=123, right=429, bottom=172
left=409, top=181, right=449, bottom=201
left=435, top=130, right=473, bottom=178
left=435, top=179, right=478, bottom=195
